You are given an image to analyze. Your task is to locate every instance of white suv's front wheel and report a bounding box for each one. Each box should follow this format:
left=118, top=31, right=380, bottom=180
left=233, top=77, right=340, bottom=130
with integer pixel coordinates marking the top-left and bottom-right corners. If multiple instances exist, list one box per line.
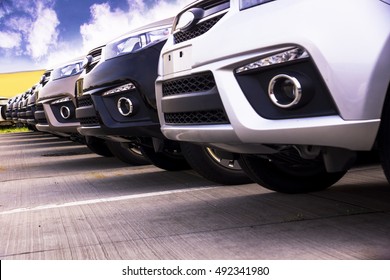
left=180, top=143, right=252, bottom=185
left=378, top=91, right=390, bottom=184
left=239, top=149, right=347, bottom=194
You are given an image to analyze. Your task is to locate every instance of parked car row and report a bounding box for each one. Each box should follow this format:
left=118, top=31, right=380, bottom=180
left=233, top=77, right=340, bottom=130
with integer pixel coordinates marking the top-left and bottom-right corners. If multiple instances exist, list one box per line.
left=5, top=16, right=250, bottom=186
left=5, top=0, right=390, bottom=193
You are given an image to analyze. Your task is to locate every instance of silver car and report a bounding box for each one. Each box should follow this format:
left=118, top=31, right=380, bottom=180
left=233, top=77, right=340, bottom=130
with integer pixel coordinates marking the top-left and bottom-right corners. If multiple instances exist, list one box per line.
left=35, top=58, right=84, bottom=137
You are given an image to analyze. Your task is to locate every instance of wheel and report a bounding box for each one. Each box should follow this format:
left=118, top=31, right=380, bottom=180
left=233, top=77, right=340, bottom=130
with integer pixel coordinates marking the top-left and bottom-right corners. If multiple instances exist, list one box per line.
left=378, top=92, right=390, bottom=183
left=0, top=106, right=6, bottom=120
left=106, top=141, right=149, bottom=166
left=27, top=124, right=37, bottom=131
left=180, top=142, right=252, bottom=185
left=85, top=136, right=113, bottom=157
left=139, top=140, right=190, bottom=171
left=239, top=148, right=347, bottom=193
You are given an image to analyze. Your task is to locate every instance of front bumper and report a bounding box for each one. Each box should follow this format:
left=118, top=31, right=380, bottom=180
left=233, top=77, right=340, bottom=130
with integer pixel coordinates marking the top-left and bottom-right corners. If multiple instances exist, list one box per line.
left=38, top=98, right=79, bottom=134
left=35, top=74, right=82, bottom=135
left=156, top=0, right=390, bottom=152
left=76, top=92, right=162, bottom=138
left=76, top=41, right=167, bottom=139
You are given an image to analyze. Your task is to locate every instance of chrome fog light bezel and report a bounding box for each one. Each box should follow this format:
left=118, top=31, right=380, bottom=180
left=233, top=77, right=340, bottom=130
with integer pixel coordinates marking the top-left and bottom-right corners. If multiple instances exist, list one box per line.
left=268, top=74, right=302, bottom=109
left=60, top=105, right=71, bottom=119
left=117, top=97, right=134, bottom=117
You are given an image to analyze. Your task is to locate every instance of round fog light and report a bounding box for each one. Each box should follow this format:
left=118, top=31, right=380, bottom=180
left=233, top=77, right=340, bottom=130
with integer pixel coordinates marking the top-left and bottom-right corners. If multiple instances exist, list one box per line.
left=60, top=106, right=71, bottom=119
left=268, top=74, right=302, bottom=109
left=117, top=97, right=134, bottom=117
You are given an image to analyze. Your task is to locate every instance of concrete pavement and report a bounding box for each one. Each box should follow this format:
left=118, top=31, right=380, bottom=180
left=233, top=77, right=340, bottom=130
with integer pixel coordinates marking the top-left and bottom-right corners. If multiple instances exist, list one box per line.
left=1, top=132, right=390, bottom=260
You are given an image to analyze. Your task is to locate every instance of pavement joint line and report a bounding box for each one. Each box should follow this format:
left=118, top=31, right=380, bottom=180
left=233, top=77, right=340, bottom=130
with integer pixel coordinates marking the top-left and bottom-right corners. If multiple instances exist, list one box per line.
left=0, top=186, right=218, bottom=216
left=0, top=165, right=160, bottom=184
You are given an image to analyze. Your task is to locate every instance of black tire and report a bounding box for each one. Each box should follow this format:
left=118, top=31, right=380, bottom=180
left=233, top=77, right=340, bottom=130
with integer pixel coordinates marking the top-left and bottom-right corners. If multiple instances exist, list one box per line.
left=180, top=142, right=252, bottom=185
left=85, top=136, right=113, bottom=157
left=140, top=142, right=190, bottom=171
left=378, top=91, right=390, bottom=183
left=0, top=106, right=6, bottom=120
left=106, top=141, right=149, bottom=166
left=27, top=124, right=37, bottom=131
left=239, top=149, right=347, bottom=194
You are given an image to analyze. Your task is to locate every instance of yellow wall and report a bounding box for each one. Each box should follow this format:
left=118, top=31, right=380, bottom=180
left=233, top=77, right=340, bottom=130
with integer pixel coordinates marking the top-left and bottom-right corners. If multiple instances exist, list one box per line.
left=0, top=70, right=45, bottom=98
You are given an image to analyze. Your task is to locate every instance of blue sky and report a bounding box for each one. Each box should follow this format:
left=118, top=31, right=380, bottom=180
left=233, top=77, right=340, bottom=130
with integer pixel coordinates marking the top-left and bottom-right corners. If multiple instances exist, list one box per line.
left=0, top=0, right=192, bottom=73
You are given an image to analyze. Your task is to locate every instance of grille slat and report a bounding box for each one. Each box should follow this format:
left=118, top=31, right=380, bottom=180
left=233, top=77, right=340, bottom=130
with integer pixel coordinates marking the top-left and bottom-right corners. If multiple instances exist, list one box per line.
left=77, top=96, right=93, bottom=107
left=85, top=47, right=103, bottom=74
left=34, top=104, right=48, bottom=125
left=79, top=117, right=99, bottom=126
left=162, top=72, right=230, bottom=125
left=35, top=115, right=48, bottom=125
left=165, top=110, right=229, bottom=125
left=162, top=72, right=215, bottom=96
left=77, top=96, right=98, bottom=126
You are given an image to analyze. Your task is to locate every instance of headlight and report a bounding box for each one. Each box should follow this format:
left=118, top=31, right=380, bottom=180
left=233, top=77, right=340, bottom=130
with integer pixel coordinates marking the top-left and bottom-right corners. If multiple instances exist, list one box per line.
left=240, top=0, right=275, bottom=10
left=52, top=61, right=83, bottom=80
left=105, top=27, right=170, bottom=60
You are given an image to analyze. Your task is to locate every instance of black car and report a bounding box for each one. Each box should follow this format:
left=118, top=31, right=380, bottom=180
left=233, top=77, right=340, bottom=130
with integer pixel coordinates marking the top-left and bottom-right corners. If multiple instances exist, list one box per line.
left=75, top=17, right=249, bottom=184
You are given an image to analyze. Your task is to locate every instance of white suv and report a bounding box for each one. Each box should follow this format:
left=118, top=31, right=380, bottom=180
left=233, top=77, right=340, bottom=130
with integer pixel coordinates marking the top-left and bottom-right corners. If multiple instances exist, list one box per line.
left=155, top=0, right=390, bottom=193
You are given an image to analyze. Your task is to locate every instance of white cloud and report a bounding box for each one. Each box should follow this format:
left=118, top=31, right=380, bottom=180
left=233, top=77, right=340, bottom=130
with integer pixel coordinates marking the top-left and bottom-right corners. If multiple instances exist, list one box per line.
left=26, top=2, right=59, bottom=60
left=0, top=56, right=43, bottom=73
left=128, top=0, right=193, bottom=23
left=5, top=16, right=32, bottom=37
left=0, top=31, right=22, bottom=49
left=80, top=0, right=193, bottom=53
left=0, top=0, right=195, bottom=72
left=48, top=0, right=194, bottom=69
left=0, top=0, right=59, bottom=68
left=12, top=0, right=36, bottom=15
left=44, top=40, right=85, bottom=70
left=80, top=3, right=133, bottom=52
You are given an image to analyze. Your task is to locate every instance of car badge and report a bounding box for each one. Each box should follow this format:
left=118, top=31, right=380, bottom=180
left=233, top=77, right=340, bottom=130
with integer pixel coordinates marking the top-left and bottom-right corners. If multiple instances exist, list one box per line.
left=176, top=8, right=204, bottom=31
